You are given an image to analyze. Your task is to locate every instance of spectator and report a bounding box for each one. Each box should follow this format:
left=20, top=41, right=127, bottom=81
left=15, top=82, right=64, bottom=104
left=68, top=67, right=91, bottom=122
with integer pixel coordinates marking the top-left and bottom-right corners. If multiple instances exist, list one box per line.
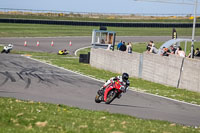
left=117, top=40, right=123, bottom=50
left=146, top=40, right=154, bottom=53
left=119, top=42, right=127, bottom=51
left=162, top=48, right=170, bottom=56
left=127, top=42, right=132, bottom=53
left=169, top=45, right=177, bottom=54
left=195, top=48, right=200, bottom=57
left=101, top=39, right=105, bottom=44
left=187, top=48, right=195, bottom=58
left=176, top=46, right=185, bottom=57
left=150, top=43, right=158, bottom=54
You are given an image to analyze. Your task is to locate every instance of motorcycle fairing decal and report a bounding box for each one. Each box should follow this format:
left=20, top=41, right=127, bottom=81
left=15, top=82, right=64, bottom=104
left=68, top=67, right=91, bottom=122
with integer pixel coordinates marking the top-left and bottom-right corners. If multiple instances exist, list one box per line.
left=104, top=86, right=114, bottom=102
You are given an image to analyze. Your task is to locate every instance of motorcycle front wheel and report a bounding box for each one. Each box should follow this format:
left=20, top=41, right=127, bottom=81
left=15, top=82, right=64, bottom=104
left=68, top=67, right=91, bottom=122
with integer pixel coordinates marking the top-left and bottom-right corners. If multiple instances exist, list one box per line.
left=105, top=90, right=116, bottom=104
left=95, top=94, right=102, bottom=103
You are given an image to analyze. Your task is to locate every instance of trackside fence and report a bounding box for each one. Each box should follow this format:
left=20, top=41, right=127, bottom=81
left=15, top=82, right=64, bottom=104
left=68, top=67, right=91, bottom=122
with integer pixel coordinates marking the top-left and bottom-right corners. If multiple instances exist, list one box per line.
left=0, top=18, right=199, bottom=28
left=90, top=48, right=200, bottom=92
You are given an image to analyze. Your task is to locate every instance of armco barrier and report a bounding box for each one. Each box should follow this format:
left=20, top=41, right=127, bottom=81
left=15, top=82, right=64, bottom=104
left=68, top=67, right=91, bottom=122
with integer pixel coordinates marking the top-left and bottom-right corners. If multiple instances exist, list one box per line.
left=90, top=48, right=200, bottom=92
left=0, top=18, right=200, bottom=28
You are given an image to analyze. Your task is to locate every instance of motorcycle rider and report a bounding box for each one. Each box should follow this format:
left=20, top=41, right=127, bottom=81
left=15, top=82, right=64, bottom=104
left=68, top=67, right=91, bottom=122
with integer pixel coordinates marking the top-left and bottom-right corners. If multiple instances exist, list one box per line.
left=99, top=73, right=130, bottom=98
left=58, top=49, right=69, bottom=55
left=1, top=44, right=13, bottom=54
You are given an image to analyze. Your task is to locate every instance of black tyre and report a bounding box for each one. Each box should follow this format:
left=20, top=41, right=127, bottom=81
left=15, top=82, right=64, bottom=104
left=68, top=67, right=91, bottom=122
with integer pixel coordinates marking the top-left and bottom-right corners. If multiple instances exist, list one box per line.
left=95, top=94, right=102, bottom=103
left=105, top=90, right=116, bottom=104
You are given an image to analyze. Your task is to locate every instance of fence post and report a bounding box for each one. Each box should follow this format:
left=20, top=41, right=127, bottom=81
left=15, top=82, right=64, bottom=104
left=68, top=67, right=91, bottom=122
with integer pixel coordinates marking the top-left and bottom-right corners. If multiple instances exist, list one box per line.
left=138, top=53, right=143, bottom=78
left=177, top=58, right=185, bottom=88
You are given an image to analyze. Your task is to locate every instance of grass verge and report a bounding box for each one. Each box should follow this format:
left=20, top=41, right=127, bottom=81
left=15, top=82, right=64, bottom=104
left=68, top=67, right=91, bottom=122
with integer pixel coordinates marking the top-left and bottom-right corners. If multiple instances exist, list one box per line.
left=1, top=97, right=199, bottom=133
left=0, top=23, right=199, bottom=37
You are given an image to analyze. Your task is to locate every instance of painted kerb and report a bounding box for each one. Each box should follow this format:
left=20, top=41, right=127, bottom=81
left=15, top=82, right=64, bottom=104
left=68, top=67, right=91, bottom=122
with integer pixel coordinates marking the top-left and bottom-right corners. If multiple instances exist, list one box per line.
left=90, top=48, right=200, bottom=92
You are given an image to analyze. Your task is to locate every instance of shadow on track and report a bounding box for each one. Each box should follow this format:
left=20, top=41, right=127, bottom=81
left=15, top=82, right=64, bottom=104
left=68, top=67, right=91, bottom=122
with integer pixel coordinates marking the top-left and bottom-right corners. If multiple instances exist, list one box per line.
left=100, top=103, right=152, bottom=109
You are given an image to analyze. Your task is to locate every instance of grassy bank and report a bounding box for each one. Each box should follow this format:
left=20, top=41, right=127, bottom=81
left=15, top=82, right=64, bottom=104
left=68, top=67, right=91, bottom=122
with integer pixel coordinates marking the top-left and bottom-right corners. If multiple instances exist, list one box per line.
left=0, top=23, right=199, bottom=37
left=1, top=97, right=199, bottom=133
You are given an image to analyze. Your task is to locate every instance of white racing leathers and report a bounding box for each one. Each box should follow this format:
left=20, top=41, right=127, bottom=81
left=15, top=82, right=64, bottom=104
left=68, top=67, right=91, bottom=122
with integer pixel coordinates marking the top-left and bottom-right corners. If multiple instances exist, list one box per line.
left=103, top=76, right=129, bottom=92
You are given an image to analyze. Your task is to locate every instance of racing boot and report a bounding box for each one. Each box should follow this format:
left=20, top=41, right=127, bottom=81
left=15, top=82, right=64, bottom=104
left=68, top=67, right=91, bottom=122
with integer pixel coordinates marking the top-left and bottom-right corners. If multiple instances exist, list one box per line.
left=117, top=94, right=122, bottom=99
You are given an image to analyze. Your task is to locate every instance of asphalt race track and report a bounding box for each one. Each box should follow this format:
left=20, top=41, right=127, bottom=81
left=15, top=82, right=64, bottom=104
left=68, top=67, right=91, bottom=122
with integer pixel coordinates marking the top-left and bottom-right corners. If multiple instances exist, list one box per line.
left=1, top=36, right=199, bottom=55
left=0, top=53, right=200, bottom=126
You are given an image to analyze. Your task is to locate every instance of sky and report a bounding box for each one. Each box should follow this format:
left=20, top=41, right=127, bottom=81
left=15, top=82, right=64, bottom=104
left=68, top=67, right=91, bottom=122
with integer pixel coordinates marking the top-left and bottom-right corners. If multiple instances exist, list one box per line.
left=0, top=0, right=199, bottom=16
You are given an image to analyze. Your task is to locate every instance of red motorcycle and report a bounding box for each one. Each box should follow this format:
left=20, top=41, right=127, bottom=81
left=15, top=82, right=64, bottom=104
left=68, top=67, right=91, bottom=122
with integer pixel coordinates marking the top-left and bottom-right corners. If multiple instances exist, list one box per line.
left=95, top=80, right=126, bottom=104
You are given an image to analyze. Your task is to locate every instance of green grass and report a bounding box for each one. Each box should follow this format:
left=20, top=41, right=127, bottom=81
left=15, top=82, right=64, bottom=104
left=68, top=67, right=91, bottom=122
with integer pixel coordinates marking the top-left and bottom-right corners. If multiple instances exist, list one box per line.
left=0, top=23, right=199, bottom=37
left=1, top=97, right=199, bottom=133
left=76, top=47, right=91, bottom=56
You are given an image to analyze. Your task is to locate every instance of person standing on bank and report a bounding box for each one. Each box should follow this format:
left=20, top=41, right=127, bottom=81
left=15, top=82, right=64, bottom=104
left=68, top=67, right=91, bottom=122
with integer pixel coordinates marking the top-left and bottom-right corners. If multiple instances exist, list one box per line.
left=127, top=42, right=132, bottom=54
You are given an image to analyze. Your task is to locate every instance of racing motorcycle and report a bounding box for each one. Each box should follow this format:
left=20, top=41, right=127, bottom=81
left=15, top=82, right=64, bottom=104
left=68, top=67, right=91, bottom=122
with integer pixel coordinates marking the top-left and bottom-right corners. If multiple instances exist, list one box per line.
left=95, top=79, right=127, bottom=104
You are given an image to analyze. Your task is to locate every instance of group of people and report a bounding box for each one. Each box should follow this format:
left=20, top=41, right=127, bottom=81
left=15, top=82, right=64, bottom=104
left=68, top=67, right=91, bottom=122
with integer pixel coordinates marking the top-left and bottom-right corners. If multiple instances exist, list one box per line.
left=146, top=40, right=200, bottom=58
left=117, top=40, right=132, bottom=54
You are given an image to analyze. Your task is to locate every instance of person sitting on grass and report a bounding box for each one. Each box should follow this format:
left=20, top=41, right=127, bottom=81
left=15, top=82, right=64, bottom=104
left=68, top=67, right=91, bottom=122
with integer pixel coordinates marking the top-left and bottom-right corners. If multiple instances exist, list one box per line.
left=187, top=48, right=195, bottom=58
left=169, top=45, right=177, bottom=54
left=195, top=48, right=200, bottom=57
left=150, top=43, right=158, bottom=54
left=146, top=40, right=154, bottom=53
left=58, top=49, right=69, bottom=55
left=117, top=40, right=123, bottom=50
left=162, top=48, right=170, bottom=56
left=175, top=46, right=185, bottom=57
left=119, top=42, right=127, bottom=51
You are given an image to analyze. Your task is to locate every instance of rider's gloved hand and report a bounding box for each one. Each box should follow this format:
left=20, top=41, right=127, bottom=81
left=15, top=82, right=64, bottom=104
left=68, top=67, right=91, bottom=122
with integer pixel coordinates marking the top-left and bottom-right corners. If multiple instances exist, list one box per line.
left=120, top=86, right=126, bottom=93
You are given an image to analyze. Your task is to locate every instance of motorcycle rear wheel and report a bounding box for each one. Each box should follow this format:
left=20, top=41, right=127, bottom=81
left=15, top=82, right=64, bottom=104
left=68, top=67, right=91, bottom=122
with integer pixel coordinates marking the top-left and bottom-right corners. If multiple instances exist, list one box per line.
left=105, top=90, right=116, bottom=104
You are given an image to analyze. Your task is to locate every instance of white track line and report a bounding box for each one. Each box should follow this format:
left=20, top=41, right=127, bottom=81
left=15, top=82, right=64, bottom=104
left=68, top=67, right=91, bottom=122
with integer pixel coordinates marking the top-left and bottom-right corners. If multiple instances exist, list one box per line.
left=74, top=46, right=92, bottom=56
left=23, top=55, right=200, bottom=108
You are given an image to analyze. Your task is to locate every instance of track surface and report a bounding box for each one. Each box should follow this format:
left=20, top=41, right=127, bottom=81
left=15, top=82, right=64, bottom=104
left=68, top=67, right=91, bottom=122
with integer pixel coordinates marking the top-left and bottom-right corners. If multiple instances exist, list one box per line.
left=0, top=54, right=200, bottom=126
left=1, top=36, right=199, bottom=55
